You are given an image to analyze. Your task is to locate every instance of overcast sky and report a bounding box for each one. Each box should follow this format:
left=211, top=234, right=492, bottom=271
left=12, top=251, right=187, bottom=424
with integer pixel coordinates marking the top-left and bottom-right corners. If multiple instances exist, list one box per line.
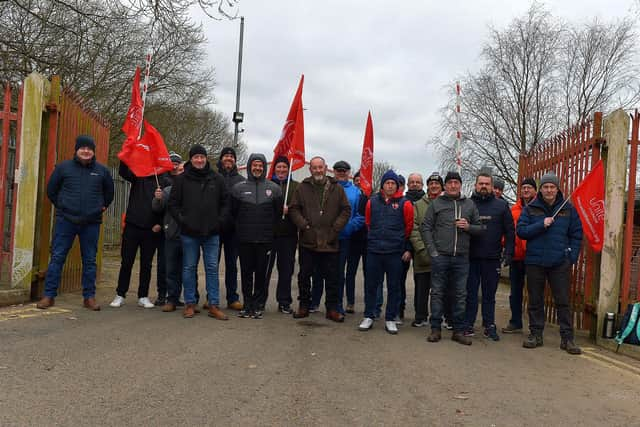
left=194, top=0, right=637, bottom=181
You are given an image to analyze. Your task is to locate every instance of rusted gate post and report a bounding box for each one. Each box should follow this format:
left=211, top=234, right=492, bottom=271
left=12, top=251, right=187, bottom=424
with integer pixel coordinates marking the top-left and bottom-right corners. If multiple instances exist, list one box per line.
left=597, top=109, right=630, bottom=340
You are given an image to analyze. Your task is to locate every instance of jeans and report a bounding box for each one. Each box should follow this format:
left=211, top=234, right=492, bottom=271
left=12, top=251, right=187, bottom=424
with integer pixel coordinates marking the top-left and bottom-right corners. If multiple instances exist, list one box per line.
left=219, top=231, right=240, bottom=304
left=413, top=272, right=432, bottom=322
left=182, top=234, right=220, bottom=306
left=239, top=242, right=271, bottom=312
left=526, top=261, right=574, bottom=339
left=298, top=248, right=339, bottom=310
left=165, top=238, right=199, bottom=304
left=429, top=255, right=469, bottom=332
left=44, top=217, right=100, bottom=298
left=264, top=235, right=297, bottom=307
left=465, top=258, right=501, bottom=328
left=508, top=260, right=526, bottom=328
left=117, top=223, right=161, bottom=298
left=364, top=251, right=403, bottom=321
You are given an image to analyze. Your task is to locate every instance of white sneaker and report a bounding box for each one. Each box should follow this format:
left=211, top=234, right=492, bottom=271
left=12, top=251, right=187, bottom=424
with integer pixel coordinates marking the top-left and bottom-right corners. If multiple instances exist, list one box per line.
left=358, top=317, right=374, bottom=331
left=385, top=320, right=398, bottom=335
left=109, top=295, right=125, bottom=308
left=137, top=297, right=154, bottom=309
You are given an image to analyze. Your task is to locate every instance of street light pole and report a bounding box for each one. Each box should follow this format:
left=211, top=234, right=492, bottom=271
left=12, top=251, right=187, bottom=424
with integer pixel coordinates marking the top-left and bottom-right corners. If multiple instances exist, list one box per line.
left=232, top=16, right=245, bottom=145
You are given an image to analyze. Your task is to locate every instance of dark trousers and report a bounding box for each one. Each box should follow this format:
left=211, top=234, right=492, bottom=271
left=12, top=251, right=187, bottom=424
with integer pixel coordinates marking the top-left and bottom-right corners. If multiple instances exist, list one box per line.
left=364, top=251, right=403, bottom=321
left=465, top=258, right=501, bottom=328
left=508, top=260, right=526, bottom=328
left=219, top=231, right=240, bottom=304
left=264, top=235, right=297, bottom=307
left=413, top=271, right=432, bottom=322
left=346, top=238, right=366, bottom=306
left=239, top=242, right=271, bottom=312
left=399, top=259, right=410, bottom=312
left=429, top=255, right=469, bottom=332
left=311, top=267, right=325, bottom=308
left=156, top=232, right=167, bottom=299
left=298, top=248, right=339, bottom=310
left=165, top=238, right=199, bottom=304
left=117, top=224, right=161, bottom=298
left=526, top=261, right=574, bottom=339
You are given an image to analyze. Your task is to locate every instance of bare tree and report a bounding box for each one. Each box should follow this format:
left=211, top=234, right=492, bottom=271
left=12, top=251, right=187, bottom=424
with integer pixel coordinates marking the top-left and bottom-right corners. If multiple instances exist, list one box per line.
left=372, top=160, right=395, bottom=190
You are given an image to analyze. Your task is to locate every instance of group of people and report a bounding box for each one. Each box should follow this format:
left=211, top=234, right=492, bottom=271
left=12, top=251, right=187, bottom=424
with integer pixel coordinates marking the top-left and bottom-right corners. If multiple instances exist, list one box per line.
left=37, top=135, right=584, bottom=355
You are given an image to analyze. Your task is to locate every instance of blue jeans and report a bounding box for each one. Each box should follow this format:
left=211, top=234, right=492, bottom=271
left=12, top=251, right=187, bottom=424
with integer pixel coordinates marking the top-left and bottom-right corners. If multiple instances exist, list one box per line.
left=364, top=251, right=402, bottom=321
left=508, top=260, right=526, bottom=328
left=465, top=258, right=501, bottom=328
left=44, top=217, right=100, bottom=298
left=429, top=255, right=469, bottom=332
left=182, top=234, right=220, bottom=306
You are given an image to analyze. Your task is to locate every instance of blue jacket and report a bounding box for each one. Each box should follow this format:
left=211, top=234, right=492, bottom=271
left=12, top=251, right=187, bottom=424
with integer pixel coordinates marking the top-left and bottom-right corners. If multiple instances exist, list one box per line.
left=516, top=191, right=583, bottom=267
left=469, top=192, right=515, bottom=260
left=47, top=156, right=114, bottom=224
left=337, top=180, right=365, bottom=240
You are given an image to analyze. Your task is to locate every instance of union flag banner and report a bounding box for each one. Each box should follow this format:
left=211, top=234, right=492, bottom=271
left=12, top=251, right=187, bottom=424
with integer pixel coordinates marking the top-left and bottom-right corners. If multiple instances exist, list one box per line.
left=359, top=111, right=374, bottom=196
left=268, top=75, right=305, bottom=177
left=572, top=159, right=605, bottom=252
left=118, top=120, right=173, bottom=177
left=122, top=67, right=143, bottom=139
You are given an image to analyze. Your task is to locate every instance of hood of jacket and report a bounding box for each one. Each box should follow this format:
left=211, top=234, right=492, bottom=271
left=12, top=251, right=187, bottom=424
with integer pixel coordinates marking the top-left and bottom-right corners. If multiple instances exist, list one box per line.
left=245, top=153, right=268, bottom=182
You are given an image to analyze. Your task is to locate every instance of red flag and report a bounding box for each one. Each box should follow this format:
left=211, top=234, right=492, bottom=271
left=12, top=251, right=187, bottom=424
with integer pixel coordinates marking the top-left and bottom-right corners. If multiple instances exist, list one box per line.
left=118, top=120, right=173, bottom=177
left=268, top=75, right=305, bottom=177
left=358, top=111, right=374, bottom=196
left=571, top=159, right=605, bottom=252
left=122, top=67, right=143, bottom=138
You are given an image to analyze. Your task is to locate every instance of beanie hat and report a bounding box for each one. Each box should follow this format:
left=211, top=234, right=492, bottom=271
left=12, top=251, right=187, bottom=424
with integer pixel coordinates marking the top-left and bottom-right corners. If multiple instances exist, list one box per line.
left=75, top=135, right=95, bottom=152
left=219, top=146, right=236, bottom=160
left=274, top=156, right=289, bottom=168
left=493, top=177, right=505, bottom=191
left=169, top=151, right=182, bottom=163
left=521, top=177, right=537, bottom=190
left=380, top=170, right=400, bottom=189
left=189, top=144, right=208, bottom=159
left=444, top=171, right=462, bottom=184
left=540, top=171, right=559, bottom=188
left=398, top=174, right=406, bottom=186
left=426, top=172, right=444, bottom=187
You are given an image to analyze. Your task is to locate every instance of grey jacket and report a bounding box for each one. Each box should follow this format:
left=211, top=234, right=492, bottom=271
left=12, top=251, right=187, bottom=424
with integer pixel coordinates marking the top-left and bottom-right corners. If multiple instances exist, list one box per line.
left=152, top=186, right=181, bottom=240
left=420, top=193, right=483, bottom=257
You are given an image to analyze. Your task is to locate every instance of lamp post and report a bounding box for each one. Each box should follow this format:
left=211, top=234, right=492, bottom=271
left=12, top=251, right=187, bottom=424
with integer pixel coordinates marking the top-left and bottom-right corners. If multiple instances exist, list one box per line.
left=232, top=16, right=245, bottom=145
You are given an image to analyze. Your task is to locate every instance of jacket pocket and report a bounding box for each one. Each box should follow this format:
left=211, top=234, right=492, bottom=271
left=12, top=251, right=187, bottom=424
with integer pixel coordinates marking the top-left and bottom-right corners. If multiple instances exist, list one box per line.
left=301, top=228, right=317, bottom=247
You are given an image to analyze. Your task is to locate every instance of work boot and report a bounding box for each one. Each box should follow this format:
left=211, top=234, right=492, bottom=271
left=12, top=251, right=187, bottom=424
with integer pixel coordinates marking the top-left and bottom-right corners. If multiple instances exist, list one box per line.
left=183, top=304, right=195, bottom=318
left=293, top=306, right=310, bottom=319
left=560, top=339, right=582, bottom=355
left=427, top=329, right=442, bottom=342
left=522, top=334, right=544, bottom=348
left=83, top=298, right=101, bottom=311
left=36, top=296, right=55, bottom=309
left=326, top=310, right=345, bottom=323
left=162, top=303, right=177, bottom=312
left=207, top=305, right=228, bottom=320
left=452, top=332, right=473, bottom=346
left=227, top=301, right=243, bottom=311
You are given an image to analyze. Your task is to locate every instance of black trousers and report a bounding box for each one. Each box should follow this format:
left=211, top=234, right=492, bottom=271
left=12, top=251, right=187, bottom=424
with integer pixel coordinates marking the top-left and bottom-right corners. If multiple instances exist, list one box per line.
left=413, top=271, right=432, bottom=322
left=263, top=235, right=297, bottom=307
left=156, top=232, right=167, bottom=299
left=526, top=261, right=574, bottom=339
left=117, top=224, right=161, bottom=298
left=297, top=247, right=339, bottom=311
left=239, top=242, right=271, bottom=312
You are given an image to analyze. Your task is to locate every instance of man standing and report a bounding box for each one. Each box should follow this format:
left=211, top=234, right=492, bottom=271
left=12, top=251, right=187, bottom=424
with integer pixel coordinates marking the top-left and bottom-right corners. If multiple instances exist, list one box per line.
left=169, top=144, right=230, bottom=320
left=288, top=156, right=351, bottom=322
left=493, top=177, right=506, bottom=200
left=517, top=172, right=583, bottom=354
left=502, top=177, right=537, bottom=333
left=349, top=170, right=369, bottom=313
left=263, top=156, right=298, bottom=314
left=422, top=171, right=482, bottom=345
left=464, top=171, right=515, bottom=341
left=216, top=146, right=244, bottom=310
left=358, top=171, right=413, bottom=334
left=37, top=135, right=114, bottom=310
left=231, top=154, right=282, bottom=319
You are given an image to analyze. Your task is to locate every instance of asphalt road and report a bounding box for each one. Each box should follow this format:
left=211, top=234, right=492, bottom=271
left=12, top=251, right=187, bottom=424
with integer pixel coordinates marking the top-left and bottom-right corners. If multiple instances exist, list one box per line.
left=1, top=251, right=639, bottom=426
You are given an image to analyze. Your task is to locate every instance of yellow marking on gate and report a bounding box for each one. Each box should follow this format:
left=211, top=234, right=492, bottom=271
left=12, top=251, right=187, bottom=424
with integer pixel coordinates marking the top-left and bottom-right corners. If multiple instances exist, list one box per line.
left=0, top=305, right=72, bottom=322
left=582, top=347, right=640, bottom=377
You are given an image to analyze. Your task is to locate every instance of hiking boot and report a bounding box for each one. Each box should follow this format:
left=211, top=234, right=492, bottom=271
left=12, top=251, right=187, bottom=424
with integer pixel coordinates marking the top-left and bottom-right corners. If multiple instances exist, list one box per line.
left=83, top=298, right=101, bottom=311
left=278, top=304, right=293, bottom=314
left=345, top=304, right=355, bottom=314
left=36, top=296, right=55, bottom=309
left=483, top=324, right=500, bottom=341
left=326, top=310, right=345, bottom=323
left=208, top=305, right=229, bottom=320
left=452, top=332, right=473, bottom=346
left=293, top=306, right=310, bottom=319
left=501, top=323, right=523, bottom=334
left=162, top=303, right=177, bottom=312
left=427, top=329, right=442, bottom=342
left=523, top=334, right=543, bottom=348
left=560, top=339, right=582, bottom=355
left=228, top=301, right=243, bottom=311
left=183, top=304, right=196, bottom=318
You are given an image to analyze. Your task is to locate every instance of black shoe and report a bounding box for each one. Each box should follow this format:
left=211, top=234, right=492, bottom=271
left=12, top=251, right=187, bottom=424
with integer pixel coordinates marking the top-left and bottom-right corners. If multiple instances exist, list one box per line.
left=278, top=304, right=293, bottom=314
left=176, top=300, right=185, bottom=307
left=501, top=323, right=522, bottom=334
left=252, top=310, right=263, bottom=319
left=238, top=310, right=252, bottom=318
left=523, top=334, right=543, bottom=348
left=560, top=339, right=582, bottom=355
left=154, top=297, right=167, bottom=306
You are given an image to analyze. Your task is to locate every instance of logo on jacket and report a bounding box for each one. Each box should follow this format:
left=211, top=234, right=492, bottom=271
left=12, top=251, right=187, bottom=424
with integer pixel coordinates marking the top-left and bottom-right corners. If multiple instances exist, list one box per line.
left=266, top=189, right=272, bottom=197
left=392, top=202, right=399, bottom=209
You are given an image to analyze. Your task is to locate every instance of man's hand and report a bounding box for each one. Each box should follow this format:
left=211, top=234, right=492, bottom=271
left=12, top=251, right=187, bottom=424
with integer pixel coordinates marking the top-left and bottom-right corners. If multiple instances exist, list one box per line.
left=455, top=218, right=469, bottom=231
left=154, top=188, right=163, bottom=200
left=401, top=251, right=412, bottom=262
left=283, top=205, right=289, bottom=215
left=152, top=224, right=161, bottom=233
left=543, top=217, right=554, bottom=228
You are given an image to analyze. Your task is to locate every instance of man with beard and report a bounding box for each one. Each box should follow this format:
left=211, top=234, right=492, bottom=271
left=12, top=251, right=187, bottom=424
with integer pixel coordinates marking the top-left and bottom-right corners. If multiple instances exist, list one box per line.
left=288, top=156, right=351, bottom=322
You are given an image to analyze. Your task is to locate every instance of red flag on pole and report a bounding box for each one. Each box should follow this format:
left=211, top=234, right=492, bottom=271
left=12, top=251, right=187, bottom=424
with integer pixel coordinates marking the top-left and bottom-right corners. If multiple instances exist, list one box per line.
left=122, top=67, right=143, bottom=139
left=571, top=159, right=605, bottom=252
left=358, top=111, right=374, bottom=197
left=118, top=120, right=173, bottom=177
left=268, top=75, right=305, bottom=177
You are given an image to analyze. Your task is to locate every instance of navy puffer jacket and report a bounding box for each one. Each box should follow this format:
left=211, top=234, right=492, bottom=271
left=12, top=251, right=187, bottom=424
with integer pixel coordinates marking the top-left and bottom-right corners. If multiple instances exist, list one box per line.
left=469, top=192, right=515, bottom=260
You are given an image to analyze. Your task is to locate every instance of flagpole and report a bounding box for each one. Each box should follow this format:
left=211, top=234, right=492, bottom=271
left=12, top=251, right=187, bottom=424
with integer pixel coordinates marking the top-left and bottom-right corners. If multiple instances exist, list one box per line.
left=551, top=192, right=572, bottom=220
left=138, top=51, right=152, bottom=141
left=282, top=157, right=294, bottom=219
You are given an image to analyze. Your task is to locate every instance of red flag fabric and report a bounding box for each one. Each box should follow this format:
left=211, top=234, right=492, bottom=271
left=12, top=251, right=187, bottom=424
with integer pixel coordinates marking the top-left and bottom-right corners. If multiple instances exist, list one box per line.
left=118, top=120, right=173, bottom=177
left=358, top=112, right=374, bottom=196
left=571, top=159, right=605, bottom=252
left=268, top=75, right=305, bottom=177
left=122, top=67, right=143, bottom=138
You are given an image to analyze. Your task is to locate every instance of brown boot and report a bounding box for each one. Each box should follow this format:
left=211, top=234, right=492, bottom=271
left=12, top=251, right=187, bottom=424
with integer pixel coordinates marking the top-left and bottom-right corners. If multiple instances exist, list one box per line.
left=427, top=329, right=442, bottom=342
left=36, top=296, right=55, bottom=309
left=162, top=303, right=176, bottom=312
left=183, top=304, right=195, bottom=318
left=326, top=310, right=345, bottom=323
left=228, top=300, right=243, bottom=311
left=207, top=305, right=228, bottom=320
left=293, top=306, right=309, bottom=319
left=83, top=297, right=101, bottom=311
left=452, top=332, right=473, bottom=346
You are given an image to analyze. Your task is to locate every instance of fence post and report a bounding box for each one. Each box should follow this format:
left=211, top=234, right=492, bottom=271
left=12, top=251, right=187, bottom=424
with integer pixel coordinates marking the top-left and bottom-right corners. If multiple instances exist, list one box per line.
left=597, top=109, right=630, bottom=340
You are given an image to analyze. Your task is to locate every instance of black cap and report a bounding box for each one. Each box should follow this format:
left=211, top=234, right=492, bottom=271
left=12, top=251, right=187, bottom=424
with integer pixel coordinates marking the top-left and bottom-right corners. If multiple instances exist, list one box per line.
left=169, top=151, right=182, bottom=163
left=75, top=135, right=96, bottom=152
left=219, top=146, right=236, bottom=160
left=274, top=156, right=289, bottom=167
left=333, top=160, right=351, bottom=171
left=189, top=144, right=207, bottom=159
left=521, top=177, right=537, bottom=190
left=426, top=172, right=444, bottom=187
left=493, top=177, right=505, bottom=190
left=445, top=171, right=462, bottom=183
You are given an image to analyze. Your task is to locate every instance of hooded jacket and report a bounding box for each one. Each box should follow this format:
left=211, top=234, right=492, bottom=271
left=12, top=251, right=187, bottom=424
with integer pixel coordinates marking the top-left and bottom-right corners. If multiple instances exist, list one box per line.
left=231, top=153, right=283, bottom=243
left=469, top=191, right=515, bottom=260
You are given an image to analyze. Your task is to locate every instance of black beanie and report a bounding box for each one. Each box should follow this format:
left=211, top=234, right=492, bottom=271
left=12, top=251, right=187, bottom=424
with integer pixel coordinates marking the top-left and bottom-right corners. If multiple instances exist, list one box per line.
left=220, top=146, right=236, bottom=160
left=75, top=135, right=96, bottom=151
left=444, top=171, right=462, bottom=183
left=493, top=177, right=505, bottom=191
left=521, top=177, right=537, bottom=190
left=274, top=156, right=289, bottom=168
left=189, top=144, right=208, bottom=159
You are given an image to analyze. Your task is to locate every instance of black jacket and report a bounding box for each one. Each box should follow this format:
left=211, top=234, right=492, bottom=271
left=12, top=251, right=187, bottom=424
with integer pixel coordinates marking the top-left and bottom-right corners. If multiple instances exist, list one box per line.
left=168, top=162, right=230, bottom=237
left=152, top=185, right=180, bottom=240
left=271, top=175, right=299, bottom=238
left=469, top=191, right=515, bottom=260
left=119, top=162, right=163, bottom=230
left=47, top=156, right=114, bottom=224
